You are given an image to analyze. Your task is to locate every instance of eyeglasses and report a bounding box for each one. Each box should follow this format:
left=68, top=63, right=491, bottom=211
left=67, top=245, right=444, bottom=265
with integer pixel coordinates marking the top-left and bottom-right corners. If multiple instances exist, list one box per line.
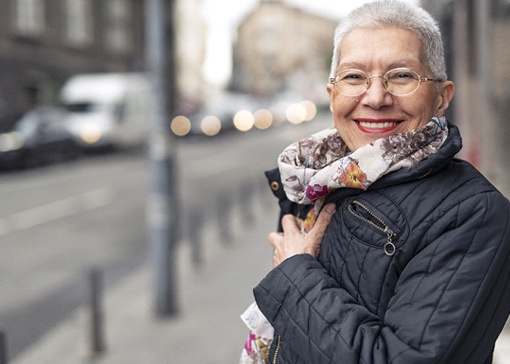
left=329, top=68, right=443, bottom=97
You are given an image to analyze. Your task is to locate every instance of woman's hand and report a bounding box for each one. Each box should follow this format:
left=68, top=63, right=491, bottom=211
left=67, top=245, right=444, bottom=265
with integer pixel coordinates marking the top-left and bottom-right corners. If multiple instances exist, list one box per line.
left=268, top=203, right=336, bottom=267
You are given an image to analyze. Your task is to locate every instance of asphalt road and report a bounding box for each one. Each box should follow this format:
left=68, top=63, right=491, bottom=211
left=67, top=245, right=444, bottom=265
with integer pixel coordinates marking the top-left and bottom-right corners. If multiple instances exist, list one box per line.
left=0, top=116, right=332, bottom=359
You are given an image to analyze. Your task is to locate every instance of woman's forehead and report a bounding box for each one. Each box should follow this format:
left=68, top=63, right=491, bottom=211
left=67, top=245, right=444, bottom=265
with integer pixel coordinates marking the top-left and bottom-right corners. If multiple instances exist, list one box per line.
left=338, top=28, right=424, bottom=67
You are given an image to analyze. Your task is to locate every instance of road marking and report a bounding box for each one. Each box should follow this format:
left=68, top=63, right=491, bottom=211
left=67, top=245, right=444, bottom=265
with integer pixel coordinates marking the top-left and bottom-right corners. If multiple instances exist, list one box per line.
left=0, top=187, right=114, bottom=237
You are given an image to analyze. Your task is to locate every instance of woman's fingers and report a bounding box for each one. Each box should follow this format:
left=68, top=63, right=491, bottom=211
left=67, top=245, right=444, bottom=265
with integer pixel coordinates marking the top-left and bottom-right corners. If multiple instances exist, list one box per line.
left=268, top=204, right=336, bottom=266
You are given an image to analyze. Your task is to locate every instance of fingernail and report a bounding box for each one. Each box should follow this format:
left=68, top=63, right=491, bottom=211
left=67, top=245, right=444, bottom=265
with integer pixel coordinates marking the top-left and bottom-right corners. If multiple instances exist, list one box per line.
left=325, top=203, right=336, bottom=213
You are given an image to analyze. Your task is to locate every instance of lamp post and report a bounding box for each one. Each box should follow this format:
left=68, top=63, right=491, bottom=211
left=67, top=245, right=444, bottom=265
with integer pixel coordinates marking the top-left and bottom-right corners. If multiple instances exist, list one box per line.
left=145, top=0, right=179, bottom=316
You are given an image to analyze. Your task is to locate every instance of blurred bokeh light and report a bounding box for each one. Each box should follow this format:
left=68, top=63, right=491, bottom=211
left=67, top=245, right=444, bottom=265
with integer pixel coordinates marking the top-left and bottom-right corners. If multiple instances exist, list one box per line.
left=233, top=110, right=254, bottom=132
left=253, top=109, right=273, bottom=130
left=170, top=115, right=192, bottom=137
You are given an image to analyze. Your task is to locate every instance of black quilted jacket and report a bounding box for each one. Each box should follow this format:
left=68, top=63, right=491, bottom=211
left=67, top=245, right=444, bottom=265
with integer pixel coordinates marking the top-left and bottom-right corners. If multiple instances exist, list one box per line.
left=255, top=123, right=510, bottom=363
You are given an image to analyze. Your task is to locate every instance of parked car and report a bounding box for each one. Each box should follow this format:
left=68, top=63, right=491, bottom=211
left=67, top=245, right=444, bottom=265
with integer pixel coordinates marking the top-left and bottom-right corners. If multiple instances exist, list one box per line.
left=60, top=73, right=152, bottom=150
left=0, top=106, right=81, bottom=170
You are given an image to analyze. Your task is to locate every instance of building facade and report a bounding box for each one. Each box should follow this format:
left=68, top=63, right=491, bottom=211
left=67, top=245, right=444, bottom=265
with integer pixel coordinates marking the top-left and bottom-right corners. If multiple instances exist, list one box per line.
left=422, top=0, right=510, bottom=195
left=0, top=0, right=148, bottom=120
left=233, top=0, right=338, bottom=103
left=0, top=0, right=207, bottom=124
left=174, top=0, right=206, bottom=114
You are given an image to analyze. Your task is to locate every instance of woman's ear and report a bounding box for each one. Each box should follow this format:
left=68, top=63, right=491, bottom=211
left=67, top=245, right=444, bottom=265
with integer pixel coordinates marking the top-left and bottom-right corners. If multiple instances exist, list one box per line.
left=435, top=81, right=455, bottom=116
left=327, top=83, right=335, bottom=113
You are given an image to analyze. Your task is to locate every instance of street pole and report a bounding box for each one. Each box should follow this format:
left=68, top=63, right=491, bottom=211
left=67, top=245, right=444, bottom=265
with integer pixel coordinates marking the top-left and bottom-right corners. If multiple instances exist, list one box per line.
left=145, top=0, right=179, bottom=316
left=476, top=0, right=497, bottom=182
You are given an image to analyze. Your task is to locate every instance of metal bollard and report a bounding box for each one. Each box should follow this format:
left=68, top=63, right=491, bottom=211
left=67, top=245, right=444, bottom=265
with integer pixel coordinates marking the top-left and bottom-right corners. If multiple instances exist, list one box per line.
left=90, top=268, right=106, bottom=356
left=0, top=331, right=6, bottom=364
left=239, top=183, right=255, bottom=226
left=217, top=193, right=233, bottom=245
left=189, top=209, right=204, bottom=265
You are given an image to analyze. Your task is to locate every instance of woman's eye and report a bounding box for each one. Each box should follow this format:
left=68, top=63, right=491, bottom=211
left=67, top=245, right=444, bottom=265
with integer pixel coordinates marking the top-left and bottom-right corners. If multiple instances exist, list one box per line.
left=390, top=71, right=414, bottom=80
left=340, top=72, right=366, bottom=83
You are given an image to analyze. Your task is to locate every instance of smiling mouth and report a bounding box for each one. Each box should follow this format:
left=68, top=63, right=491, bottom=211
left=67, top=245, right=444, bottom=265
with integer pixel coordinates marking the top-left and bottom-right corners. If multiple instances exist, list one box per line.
left=358, top=121, right=399, bottom=129
left=355, top=119, right=402, bottom=133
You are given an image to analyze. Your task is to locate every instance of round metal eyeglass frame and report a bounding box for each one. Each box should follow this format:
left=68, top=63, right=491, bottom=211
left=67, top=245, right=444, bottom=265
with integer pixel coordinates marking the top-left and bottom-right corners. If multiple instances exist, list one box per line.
left=329, top=68, right=443, bottom=97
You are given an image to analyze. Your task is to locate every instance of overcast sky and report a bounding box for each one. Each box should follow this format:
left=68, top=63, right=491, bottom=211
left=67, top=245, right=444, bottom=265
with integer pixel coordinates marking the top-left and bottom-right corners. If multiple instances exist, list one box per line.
left=201, top=0, right=420, bottom=85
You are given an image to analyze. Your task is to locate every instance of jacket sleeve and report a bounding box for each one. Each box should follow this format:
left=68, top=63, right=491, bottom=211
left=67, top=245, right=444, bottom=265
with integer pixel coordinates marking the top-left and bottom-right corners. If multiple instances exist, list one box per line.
left=254, top=191, right=510, bottom=363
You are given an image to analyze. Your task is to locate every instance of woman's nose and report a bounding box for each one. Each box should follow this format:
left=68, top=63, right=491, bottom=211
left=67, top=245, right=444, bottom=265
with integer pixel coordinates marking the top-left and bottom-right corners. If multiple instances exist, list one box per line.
left=361, top=76, right=393, bottom=109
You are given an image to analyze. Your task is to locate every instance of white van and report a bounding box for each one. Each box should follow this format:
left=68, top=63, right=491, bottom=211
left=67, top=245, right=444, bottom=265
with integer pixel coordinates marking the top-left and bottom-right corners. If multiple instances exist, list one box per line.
left=60, top=73, right=153, bottom=149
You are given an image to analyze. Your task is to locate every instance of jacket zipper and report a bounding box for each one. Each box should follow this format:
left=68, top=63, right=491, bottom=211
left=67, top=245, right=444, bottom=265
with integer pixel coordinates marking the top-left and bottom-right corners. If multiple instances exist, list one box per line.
left=272, top=335, right=281, bottom=364
left=417, top=167, right=434, bottom=180
left=348, top=200, right=397, bottom=256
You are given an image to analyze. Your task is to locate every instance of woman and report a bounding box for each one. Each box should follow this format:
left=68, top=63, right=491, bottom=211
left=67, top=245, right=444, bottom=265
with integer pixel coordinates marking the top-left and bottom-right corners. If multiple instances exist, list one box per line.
left=249, top=1, right=510, bottom=363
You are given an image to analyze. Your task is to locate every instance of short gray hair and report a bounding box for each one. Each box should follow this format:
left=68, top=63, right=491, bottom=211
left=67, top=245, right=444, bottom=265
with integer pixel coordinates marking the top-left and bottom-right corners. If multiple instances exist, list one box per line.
left=330, top=1, right=447, bottom=81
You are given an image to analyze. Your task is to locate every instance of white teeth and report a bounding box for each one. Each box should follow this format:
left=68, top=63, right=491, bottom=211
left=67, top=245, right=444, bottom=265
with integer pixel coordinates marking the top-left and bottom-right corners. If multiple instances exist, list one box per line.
left=358, top=121, right=397, bottom=129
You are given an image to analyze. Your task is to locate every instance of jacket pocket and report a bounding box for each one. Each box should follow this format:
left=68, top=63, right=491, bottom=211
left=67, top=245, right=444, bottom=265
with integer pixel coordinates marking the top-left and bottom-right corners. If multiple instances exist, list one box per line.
left=342, top=196, right=408, bottom=255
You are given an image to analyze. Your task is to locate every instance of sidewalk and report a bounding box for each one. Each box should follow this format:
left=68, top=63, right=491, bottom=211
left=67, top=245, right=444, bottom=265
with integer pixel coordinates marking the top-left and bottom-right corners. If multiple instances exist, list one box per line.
left=12, top=182, right=275, bottom=364
left=11, top=185, right=510, bottom=364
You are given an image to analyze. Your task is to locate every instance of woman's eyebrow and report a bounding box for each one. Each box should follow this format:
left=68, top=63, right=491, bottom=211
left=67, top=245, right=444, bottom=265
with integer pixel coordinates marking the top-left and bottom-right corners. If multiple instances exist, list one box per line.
left=338, top=59, right=422, bottom=70
left=387, top=59, right=422, bottom=68
left=336, top=62, right=366, bottom=70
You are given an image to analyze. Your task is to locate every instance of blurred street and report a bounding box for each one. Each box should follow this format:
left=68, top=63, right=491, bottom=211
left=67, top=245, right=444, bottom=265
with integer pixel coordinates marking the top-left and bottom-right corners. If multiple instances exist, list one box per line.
left=9, top=156, right=277, bottom=364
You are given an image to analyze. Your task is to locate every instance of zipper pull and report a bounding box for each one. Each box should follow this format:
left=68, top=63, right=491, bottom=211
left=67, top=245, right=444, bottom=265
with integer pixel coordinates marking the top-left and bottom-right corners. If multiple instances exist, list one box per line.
left=383, top=227, right=396, bottom=256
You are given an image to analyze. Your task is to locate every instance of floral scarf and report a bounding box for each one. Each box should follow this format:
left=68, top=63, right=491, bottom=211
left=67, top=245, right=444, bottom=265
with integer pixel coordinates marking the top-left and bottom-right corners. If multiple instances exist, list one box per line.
left=239, top=302, right=274, bottom=364
left=279, top=116, right=448, bottom=218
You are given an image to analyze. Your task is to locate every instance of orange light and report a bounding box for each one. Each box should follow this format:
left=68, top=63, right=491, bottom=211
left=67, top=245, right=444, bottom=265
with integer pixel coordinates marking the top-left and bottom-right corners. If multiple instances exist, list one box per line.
left=170, top=115, right=191, bottom=136
left=253, top=109, right=273, bottom=130
left=300, top=100, right=317, bottom=121
left=201, top=115, right=222, bottom=136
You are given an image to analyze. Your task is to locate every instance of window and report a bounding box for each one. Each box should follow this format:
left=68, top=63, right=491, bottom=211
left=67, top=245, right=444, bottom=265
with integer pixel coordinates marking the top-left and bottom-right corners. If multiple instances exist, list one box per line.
left=104, top=0, right=132, bottom=52
left=13, top=0, right=45, bottom=35
left=64, top=0, right=93, bottom=45
left=494, top=0, right=510, bottom=16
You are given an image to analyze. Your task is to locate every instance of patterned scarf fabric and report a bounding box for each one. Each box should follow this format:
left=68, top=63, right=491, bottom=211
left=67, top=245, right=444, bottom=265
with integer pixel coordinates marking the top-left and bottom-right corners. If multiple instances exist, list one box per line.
left=278, top=117, right=449, bottom=211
